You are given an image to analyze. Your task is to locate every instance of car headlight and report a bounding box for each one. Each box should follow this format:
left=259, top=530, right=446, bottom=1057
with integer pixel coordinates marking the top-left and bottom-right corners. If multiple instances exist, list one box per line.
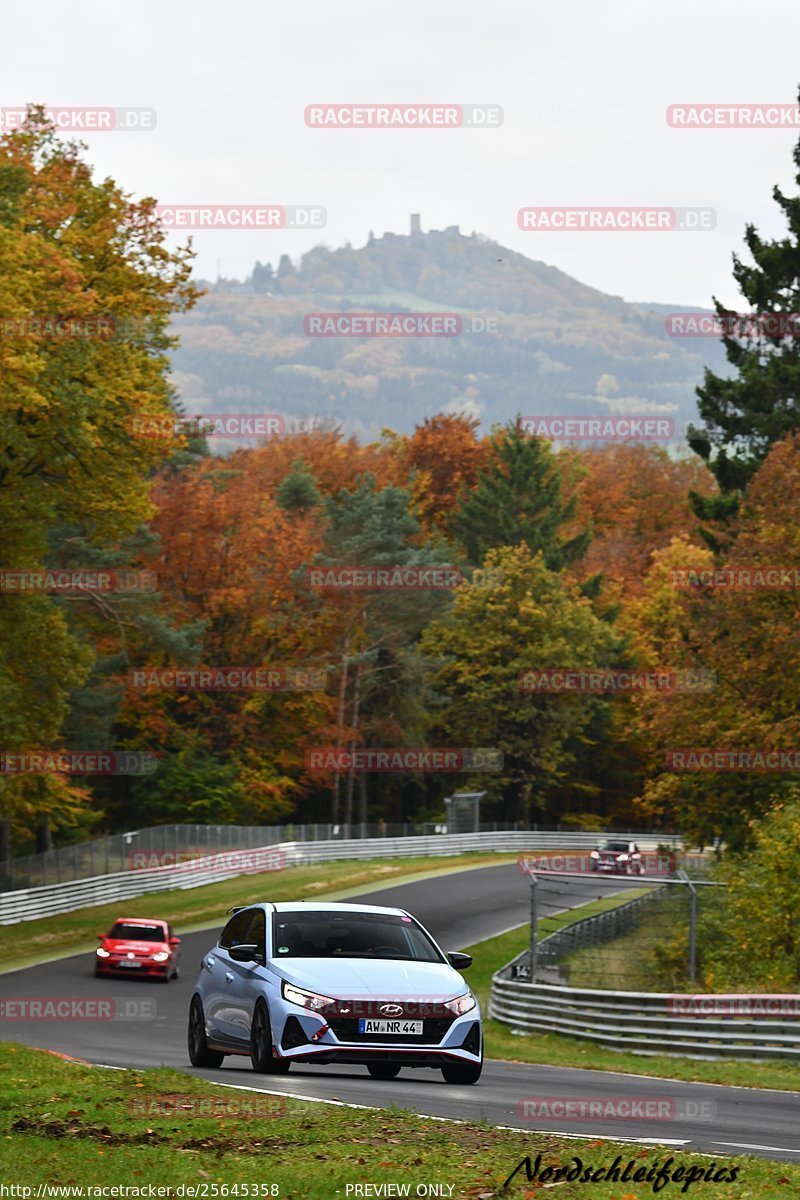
left=590, top=851, right=599, bottom=859
left=152, top=951, right=170, bottom=962
left=96, top=947, right=111, bottom=958
left=618, top=854, right=629, bottom=861
left=443, top=991, right=476, bottom=1017
left=282, top=982, right=335, bottom=1011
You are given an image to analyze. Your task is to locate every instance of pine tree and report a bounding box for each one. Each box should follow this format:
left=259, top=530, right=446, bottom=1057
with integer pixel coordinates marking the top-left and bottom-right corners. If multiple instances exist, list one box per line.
left=276, top=458, right=322, bottom=513
left=450, top=420, right=589, bottom=569
left=689, top=87, right=800, bottom=528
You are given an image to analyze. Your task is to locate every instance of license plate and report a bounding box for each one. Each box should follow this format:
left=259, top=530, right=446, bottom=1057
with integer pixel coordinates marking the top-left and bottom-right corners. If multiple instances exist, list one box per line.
left=117, top=961, right=141, bottom=968
left=357, top=1018, right=423, bottom=1035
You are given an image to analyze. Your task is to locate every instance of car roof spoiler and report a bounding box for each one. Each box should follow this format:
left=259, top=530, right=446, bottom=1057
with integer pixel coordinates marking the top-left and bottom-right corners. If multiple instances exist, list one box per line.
left=226, top=903, right=277, bottom=915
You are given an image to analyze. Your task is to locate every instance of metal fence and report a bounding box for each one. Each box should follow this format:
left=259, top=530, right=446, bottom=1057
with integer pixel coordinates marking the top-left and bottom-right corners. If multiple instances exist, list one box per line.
left=522, top=868, right=719, bottom=990
left=0, top=821, right=684, bottom=892
left=0, top=830, right=684, bottom=925
left=488, top=872, right=800, bottom=1060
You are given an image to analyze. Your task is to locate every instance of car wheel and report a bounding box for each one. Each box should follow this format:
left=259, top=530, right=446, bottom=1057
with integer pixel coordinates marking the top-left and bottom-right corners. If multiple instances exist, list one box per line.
left=188, top=995, right=225, bottom=1068
left=172, top=965, right=181, bottom=980
left=250, top=999, right=291, bottom=1074
left=441, top=1056, right=483, bottom=1085
left=367, top=1062, right=401, bottom=1080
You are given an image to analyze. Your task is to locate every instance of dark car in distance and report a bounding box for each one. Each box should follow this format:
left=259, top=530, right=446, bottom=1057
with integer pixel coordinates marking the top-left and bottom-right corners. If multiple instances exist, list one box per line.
left=589, top=840, right=644, bottom=874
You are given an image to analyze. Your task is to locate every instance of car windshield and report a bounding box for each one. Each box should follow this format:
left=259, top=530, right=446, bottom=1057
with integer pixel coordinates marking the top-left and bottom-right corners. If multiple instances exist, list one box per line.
left=271, top=911, right=444, bottom=961
left=109, top=923, right=166, bottom=942
left=598, top=841, right=630, bottom=852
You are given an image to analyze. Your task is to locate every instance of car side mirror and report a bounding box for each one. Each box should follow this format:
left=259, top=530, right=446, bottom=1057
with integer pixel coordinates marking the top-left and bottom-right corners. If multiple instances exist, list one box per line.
left=229, top=943, right=263, bottom=963
left=447, top=951, right=473, bottom=970
left=97, top=934, right=105, bottom=940
left=169, top=937, right=181, bottom=946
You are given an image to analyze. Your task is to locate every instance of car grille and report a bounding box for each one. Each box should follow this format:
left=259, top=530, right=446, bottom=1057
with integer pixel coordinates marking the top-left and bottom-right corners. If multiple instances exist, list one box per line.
left=326, top=1017, right=454, bottom=1044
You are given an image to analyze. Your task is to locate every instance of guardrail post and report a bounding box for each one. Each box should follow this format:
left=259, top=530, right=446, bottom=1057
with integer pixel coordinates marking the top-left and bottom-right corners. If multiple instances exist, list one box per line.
left=679, top=869, right=698, bottom=984
left=529, top=873, right=539, bottom=981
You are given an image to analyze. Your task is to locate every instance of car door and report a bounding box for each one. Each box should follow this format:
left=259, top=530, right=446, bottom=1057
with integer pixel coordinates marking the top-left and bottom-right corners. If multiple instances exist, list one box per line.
left=232, top=908, right=269, bottom=1042
left=204, top=910, right=256, bottom=1045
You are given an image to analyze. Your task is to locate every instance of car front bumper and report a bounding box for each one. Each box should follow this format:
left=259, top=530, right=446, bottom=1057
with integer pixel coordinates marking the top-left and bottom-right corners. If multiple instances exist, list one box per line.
left=273, top=1002, right=482, bottom=1066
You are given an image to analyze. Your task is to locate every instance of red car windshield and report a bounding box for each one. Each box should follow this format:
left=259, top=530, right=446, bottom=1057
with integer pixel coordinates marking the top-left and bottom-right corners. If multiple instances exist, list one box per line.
left=108, top=923, right=166, bottom=942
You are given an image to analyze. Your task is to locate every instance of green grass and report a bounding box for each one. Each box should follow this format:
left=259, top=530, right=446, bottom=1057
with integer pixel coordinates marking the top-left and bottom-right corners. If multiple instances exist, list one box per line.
left=466, top=919, right=800, bottom=1092
left=1, top=1042, right=796, bottom=1199
left=0, top=851, right=531, bottom=972
left=562, top=902, right=689, bottom=991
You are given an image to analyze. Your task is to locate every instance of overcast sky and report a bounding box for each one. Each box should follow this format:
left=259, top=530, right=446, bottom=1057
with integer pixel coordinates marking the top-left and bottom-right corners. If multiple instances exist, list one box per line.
left=7, top=0, right=800, bottom=308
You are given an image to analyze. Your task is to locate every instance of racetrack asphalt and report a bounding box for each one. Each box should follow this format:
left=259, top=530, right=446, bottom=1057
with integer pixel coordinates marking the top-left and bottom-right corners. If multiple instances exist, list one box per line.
left=1, top=864, right=798, bottom=1161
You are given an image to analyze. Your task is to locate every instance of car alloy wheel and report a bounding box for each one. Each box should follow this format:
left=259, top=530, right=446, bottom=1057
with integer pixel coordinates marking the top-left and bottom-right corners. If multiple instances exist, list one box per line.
left=188, top=995, right=225, bottom=1068
left=251, top=999, right=291, bottom=1074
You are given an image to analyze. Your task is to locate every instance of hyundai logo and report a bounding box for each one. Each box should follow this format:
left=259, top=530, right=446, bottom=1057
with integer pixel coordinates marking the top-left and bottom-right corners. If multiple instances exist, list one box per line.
left=379, top=1003, right=403, bottom=1016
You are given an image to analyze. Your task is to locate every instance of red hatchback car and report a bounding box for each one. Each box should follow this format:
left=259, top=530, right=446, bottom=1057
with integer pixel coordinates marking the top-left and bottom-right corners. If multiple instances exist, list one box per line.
left=95, top=917, right=181, bottom=982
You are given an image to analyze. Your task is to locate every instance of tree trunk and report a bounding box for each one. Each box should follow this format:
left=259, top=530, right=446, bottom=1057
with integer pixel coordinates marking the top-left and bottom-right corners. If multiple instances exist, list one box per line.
left=358, top=771, right=368, bottom=827
left=332, top=632, right=351, bottom=824
left=0, top=817, right=10, bottom=866
left=36, top=820, right=53, bottom=854
left=344, top=661, right=363, bottom=826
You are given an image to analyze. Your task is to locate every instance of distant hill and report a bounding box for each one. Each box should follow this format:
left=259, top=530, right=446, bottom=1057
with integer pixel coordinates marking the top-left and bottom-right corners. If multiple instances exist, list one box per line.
left=169, top=222, right=728, bottom=442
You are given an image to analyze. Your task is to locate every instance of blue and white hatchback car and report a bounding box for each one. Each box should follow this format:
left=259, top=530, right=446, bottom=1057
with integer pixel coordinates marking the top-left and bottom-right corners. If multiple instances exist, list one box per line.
left=188, top=901, right=482, bottom=1084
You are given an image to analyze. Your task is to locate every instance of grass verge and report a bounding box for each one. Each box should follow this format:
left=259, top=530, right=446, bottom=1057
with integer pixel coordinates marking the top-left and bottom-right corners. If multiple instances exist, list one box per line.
left=467, top=918, right=800, bottom=1092
left=1, top=1043, right=796, bottom=1199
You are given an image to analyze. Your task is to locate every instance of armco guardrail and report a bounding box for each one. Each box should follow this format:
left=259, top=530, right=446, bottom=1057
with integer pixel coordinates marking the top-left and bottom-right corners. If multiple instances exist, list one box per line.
left=0, top=831, right=683, bottom=924
left=0, top=820, right=685, bottom=891
left=489, top=975, right=800, bottom=1060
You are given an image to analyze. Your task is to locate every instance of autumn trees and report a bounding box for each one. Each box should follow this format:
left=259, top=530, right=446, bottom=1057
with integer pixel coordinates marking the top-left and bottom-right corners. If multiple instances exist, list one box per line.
left=0, top=111, right=198, bottom=854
